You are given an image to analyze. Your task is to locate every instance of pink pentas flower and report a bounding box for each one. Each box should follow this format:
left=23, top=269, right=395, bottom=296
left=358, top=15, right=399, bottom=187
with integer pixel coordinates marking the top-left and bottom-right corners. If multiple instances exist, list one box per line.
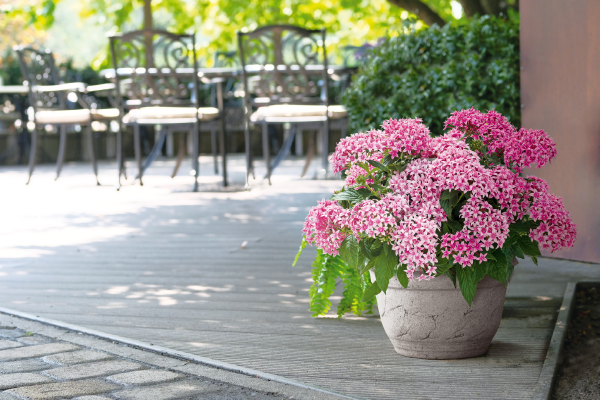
left=304, top=111, right=576, bottom=283
left=503, top=128, right=557, bottom=173
left=381, top=118, right=431, bottom=158
left=303, top=199, right=349, bottom=256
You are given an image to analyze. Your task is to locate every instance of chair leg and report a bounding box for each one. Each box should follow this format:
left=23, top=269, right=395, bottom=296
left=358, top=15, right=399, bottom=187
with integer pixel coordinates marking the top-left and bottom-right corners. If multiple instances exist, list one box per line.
left=116, top=122, right=123, bottom=191
left=218, top=117, right=228, bottom=187
left=191, top=122, right=200, bottom=192
left=55, top=125, right=67, bottom=181
left=266, top=123, right=295, bottom=178
left=262, top=122, right=271, bottom=185
left=301, top=131, right=316, bottom=178
left=172, top=131, right=186, bottom=178
left=86, top=124, right=100, bottom=185
left=133, top=124, right=143, bottom=186
left=26, top=128, right=38, bottom=185
left=211, top=127, right=218, bottom=175
left=321, top=120, right=330, bottom=177
left=244, top=125, right=252, bottom=189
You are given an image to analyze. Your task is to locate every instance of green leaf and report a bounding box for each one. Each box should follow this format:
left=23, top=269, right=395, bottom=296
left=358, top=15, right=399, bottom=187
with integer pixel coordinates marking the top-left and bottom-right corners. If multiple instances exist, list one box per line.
left=356, top=188, right=373, bottom=198
left=308, top=250, right=345, bottom=317
left=487, top=249, right=508, bottom=284
left=446, top=267, right=457, bottom=288
left=471, top=261, right=488, bottom=284
left=338, top=266, right=376, bottom=318
left=531, top=255, right=538, bottom=266
left=509, top=220, right=540, bottom=235
left=361, top=281, right=382, bottom=302
left=507, top=257, right=515, bottom=283
left=397, top=267, right=409, bottom=288
left=369, top=239, right=384, bottom=258
left=339, top=235, right=360, bottom=269
left=447, top=220, right=464, bottom=232
left=456, top=266, right=477, bottom=306
left=367, top=159, right=389, bottom=172
left=440, top=200, right=453, bottom=219
left=359, top=239, right=373, bottom=259
left=292, top=236, right=307, bottom=266
left=331, top=189, right=369, bottom=204
left=440, top=189, right=459, bottom=201
left=373, top=243, right=398, bottom=293
left=516, top=235, right=541, bottom=257
left=511, top=243, right=524, bottom=259
left=381, top=154, right=393, bottom=166
left=388, top=163, right=407, bottom=174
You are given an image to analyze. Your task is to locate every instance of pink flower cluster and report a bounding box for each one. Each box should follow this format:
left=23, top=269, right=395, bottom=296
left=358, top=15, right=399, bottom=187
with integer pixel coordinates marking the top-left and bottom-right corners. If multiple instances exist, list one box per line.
left=304, top=111, right=576, bottom=282
left=303, top=200, right=348, bottom=256
left=526, top=177, right=577, bottom=251
left=445, top=108, right=557, bottom=172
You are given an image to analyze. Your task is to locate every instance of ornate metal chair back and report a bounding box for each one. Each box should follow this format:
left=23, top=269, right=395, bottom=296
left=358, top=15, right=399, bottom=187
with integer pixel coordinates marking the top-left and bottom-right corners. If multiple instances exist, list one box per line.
left=237, top=25, right=330, bottom=109
left=14, top=46, right=65, bottom=111
left=108, top=29, right=199, bottom=110
left=213, top=51, right=239, bottom=68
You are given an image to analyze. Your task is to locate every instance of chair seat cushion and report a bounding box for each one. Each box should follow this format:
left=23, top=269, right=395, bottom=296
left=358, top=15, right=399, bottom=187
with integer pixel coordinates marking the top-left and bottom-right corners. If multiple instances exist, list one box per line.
left=123, top=107, right=219, bottom=124
left=250, top=105, right=347, bottom=122
left=35, top=108, right=120, bottom=124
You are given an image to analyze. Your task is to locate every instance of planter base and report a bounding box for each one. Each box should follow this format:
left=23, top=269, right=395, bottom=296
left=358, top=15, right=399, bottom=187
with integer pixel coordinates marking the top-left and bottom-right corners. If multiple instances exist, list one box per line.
left=391, top=338, right=493, bottom=360
left=372, top=272, right=509, bottom=360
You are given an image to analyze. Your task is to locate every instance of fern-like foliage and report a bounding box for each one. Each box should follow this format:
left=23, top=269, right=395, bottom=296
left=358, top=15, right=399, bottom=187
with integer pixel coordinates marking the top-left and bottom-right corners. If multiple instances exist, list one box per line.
left=338, top=267, right=376, bottom=318
left=308, top=249, right=345, bottom=317
left=307, top=249, right=375, bottom=318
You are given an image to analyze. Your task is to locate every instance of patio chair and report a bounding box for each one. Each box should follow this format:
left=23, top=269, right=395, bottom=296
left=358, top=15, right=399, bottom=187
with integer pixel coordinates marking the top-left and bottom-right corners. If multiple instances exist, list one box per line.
left=109, top=29, right=222, bottom=191
left=237, top=25, right=348, bottom=187
left=14, top=46, right=120, bottom=185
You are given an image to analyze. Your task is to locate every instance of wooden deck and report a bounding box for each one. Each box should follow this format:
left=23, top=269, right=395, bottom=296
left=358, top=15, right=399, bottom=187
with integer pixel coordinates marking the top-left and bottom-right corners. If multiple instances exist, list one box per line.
left=1, top=156, right=599, bottom=399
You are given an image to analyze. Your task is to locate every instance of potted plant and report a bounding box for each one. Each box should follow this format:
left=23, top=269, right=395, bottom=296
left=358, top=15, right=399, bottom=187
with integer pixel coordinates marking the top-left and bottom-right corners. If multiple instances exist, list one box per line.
left=294, top=108, right=576, bottom=359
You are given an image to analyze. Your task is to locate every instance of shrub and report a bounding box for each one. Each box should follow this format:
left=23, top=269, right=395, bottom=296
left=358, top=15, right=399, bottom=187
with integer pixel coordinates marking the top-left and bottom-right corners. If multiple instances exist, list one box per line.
left=343, top=15, right=520, bottom=134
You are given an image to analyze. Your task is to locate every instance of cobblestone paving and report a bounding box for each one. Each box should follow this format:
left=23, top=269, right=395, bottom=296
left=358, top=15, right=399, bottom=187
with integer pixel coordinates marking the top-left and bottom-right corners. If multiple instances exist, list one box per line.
left=0, top=324, right=289, bottom=400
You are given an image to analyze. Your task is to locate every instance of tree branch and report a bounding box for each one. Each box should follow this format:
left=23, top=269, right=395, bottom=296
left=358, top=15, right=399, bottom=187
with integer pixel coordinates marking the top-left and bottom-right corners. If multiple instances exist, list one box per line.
left=458, top=0, right=486, bottom=17
left=480, top=0, right=502, bottom=15
left=387, top=0, right=446, bottom=27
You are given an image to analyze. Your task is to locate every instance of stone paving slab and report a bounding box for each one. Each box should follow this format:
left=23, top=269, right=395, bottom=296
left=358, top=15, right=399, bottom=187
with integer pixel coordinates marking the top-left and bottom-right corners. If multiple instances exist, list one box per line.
left=113, top=381, right=217, bottom=400
left=7, top=380, right=121, bottom=400
left=0, top=341, right=21, bottom=351
left=43, top=350, right=114, bottom=366
left=0, top=343, right=79, bottom=361
left=0, top=360, right=51, bottom=374
left=0, top=329, right=23, bottom=340
left=0, top=372, right=54, bottom=390
left=43, top=360, right=144, bottom=380
left=107, top=369, right=182, bottom=385
left=73, top=397, right=113, bottom=400
left=17, top=337, right=53, bottom=346
left=0, top=313, right=347, bottom=400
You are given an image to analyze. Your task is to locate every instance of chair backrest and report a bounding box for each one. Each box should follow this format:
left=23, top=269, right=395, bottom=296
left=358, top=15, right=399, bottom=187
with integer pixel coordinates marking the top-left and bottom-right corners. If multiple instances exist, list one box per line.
left=108, top=29, right=199, bottom=110
left=213, top=51, right=239, bottom=68
left=14, top=46, right=65, bottom=111
left=237, top=25, right=329, bottom=108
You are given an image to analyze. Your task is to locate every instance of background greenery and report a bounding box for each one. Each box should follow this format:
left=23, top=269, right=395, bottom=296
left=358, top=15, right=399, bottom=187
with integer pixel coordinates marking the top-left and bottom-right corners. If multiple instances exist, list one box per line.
left=343, top=14, right=521, bottom=135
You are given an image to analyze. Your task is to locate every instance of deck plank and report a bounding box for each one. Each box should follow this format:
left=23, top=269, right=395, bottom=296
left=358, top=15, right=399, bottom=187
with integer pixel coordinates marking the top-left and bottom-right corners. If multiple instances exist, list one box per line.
left=0, top=157, right=598, bottom=399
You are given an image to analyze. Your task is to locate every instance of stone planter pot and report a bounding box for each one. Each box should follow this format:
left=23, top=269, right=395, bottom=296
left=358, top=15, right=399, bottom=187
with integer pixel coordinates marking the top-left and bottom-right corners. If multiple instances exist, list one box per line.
left=371, top=267, right=512, bottom=360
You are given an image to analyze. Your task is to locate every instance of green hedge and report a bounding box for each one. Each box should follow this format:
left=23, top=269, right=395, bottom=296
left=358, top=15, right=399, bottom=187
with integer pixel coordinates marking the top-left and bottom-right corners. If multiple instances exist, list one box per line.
left=343, top=15, right=520, bottom=134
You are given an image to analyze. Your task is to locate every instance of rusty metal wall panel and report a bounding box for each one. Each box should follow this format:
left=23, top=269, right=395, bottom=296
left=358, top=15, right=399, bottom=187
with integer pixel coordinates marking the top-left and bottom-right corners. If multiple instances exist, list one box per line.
left=521, top=0, right=600, bottom=262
